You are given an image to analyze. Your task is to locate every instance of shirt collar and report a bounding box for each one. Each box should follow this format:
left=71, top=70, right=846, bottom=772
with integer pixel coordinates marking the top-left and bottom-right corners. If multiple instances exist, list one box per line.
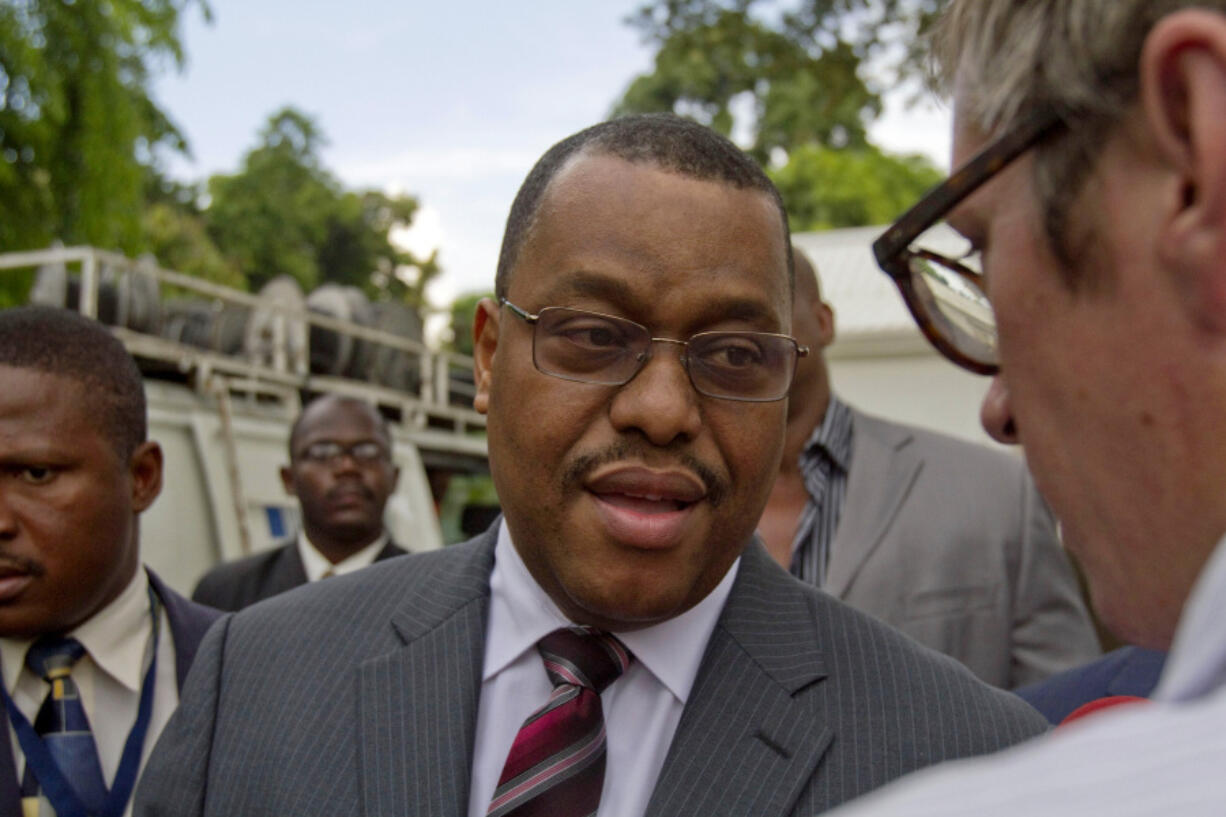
left=1, top=566, right=152, bottom=695
left=1154, top=533, right=1226, bottom=702
left=800, top=393, right=854, bottom=473
left=297, top=531, right=389, bottom=581
left=485, top=518, right=739, bottom=705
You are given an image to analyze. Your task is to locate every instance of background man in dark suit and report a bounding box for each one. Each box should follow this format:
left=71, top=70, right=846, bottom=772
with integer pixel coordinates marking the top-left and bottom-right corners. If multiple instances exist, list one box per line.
left=0, top=306, right=219, bottom=817
left=191, top=394, right=406, bottom=611
left=136, top=114, right=1046, bottom=817
left=759, top=248, right=1099, bottom=688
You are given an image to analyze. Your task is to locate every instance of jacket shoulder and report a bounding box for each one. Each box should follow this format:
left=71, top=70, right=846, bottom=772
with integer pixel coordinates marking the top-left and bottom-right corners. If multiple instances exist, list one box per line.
left=190, top=542, right=294, bottom=609
left=807, top=582, right=1050, bottom=744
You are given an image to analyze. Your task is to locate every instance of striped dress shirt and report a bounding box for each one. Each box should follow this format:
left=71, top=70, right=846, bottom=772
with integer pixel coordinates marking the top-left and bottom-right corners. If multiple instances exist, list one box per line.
left=789, top=395, right=854, bottom=588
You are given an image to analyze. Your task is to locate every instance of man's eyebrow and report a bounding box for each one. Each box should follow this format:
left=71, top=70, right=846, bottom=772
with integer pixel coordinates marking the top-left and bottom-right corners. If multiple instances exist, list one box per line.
left=537, top=271, right=779, bottom=326
left=537, top=271, right=635, bottom=306
left=703, top=297, right=777, bottom=326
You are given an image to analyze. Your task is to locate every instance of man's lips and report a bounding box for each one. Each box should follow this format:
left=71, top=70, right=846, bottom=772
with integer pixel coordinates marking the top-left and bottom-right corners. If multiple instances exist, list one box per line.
left=585, top=466, right=706, bottom=508
left=584, top=466, right=706, bottom=548
left=327, top=485, right=373, bottom=506
left=0, top=562, right=35, bottom=603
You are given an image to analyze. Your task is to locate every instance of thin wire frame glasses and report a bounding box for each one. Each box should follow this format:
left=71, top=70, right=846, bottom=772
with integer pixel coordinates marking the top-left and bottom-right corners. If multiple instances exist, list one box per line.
left=871, top=110, right=1063, bottom=375
left=500, top=298, right=808, bottom=403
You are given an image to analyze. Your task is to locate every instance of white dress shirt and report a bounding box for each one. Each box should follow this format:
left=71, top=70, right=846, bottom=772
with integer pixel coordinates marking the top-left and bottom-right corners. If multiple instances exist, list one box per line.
left=296, top=531, right=388, bottom=581
left=824, top=534, right=1226, bottom=817
left=467, top=518, right=739, bottom=817
left=1, top=567, right=178, bottom=817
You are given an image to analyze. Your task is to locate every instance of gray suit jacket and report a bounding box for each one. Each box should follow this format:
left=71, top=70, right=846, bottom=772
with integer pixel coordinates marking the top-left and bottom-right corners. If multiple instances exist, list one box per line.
left=134, top=527, right=1047, bottom=817
left=828, top=409, right=1100, bottom=688
left=190, top=536, right=408, bottom=612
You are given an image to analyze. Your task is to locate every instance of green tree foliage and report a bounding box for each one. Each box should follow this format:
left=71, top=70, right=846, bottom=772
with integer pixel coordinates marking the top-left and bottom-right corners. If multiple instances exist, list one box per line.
left=446, top=291, right=490, bottom=358
left=616, top=0, right=948, bottom=228
left=204, top=107, right=438, bottom=310
left=614, top=3, right=878, bottom=162
left=0, top=0, right=208, bottom=256
left=769, top=142, right=941, bottom=230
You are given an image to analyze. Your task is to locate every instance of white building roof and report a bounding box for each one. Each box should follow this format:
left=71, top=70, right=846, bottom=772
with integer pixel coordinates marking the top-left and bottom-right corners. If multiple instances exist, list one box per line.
left=792, top=224, right=966, bottom=359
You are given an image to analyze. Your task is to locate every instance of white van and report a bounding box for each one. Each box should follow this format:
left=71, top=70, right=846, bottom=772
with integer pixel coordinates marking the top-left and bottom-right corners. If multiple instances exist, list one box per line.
left=0, top=246, right=492, bottom=596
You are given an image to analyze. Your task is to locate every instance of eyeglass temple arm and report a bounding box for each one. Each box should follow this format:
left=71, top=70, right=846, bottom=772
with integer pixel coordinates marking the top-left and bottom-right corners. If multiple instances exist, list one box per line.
left=499, top=297, right=539, bottom=325
left=872, top=109, right=1063, bottom=273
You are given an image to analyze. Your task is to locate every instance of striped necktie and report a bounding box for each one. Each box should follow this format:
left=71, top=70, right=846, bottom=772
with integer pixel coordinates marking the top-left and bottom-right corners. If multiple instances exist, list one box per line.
left=486, top=627, right=632, bottom=817
left=22, top=636, right=109, bottom=814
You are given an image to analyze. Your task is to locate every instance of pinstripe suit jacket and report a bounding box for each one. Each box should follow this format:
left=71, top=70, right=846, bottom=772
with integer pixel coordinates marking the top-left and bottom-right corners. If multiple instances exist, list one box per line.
left=133, top=527, right=1047, bottom=817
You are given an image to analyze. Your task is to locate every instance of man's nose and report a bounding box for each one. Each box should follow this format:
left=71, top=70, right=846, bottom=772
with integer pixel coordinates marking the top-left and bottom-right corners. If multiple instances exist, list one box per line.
left=980, top=375, right=1019, bottom=444
left=0, top=486, right=16, bottom=539
left=329, top=450, right=364, bottom=473
left=608, top=344, right=702, bottom=446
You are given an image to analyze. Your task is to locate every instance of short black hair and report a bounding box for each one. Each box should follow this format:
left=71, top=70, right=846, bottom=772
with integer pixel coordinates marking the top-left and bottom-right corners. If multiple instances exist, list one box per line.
left=0, top=306, right=146, bottom=457
left=495, top=113, right=793, bottom=298
left=287, top=394, right=393, bottom=460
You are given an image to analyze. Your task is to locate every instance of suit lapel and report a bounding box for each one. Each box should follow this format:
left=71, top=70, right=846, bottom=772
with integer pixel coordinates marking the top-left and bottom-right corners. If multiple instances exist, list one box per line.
left=0, top=696, right=17, bottom=817
left=1107, top=647, right=1166, bottom=698
left=646, top=545, right=832, bottom=817
left=357, top=530, right=496, bottom=816
left=824, top=410, right=923, bottom=598
left=264, top=542, right=310, bottom=598
left=146, top=568, right=222, bottom=689
left=376, top=539, right=408, bottom=561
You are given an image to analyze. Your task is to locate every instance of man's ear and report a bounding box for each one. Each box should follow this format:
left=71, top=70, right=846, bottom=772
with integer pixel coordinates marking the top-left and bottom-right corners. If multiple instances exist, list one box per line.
left=815, top=301, right=836, bottom=350
left=472, top=297, right=500, bottom=415
left=129, top=441, right=163, bottom=513
left=1141, top=10, right=1226, bottom=328
left=280, top=464, right=297, bottom=497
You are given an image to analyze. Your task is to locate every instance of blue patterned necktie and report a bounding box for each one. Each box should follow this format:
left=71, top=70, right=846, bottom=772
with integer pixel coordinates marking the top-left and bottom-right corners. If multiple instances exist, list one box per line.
left=21, top=636, right=109, bottom=814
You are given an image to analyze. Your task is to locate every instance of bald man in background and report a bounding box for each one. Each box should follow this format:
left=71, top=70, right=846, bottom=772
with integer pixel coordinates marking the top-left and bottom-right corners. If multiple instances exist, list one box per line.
left=192, top=395, right=406, bottom=611
left=758, top=248, right=1099, bottom=687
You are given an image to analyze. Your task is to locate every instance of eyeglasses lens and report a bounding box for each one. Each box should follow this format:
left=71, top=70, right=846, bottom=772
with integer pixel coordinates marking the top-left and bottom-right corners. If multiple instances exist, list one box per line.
left=303, top=441, right=386, bottom=464
left=906, top=247, right=998, bottom=369
left=530, top=307, right=797, bottom=401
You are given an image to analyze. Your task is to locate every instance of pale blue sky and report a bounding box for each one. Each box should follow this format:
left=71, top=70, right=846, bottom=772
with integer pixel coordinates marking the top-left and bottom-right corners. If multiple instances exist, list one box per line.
left=152, top=1, right=950, bottom=325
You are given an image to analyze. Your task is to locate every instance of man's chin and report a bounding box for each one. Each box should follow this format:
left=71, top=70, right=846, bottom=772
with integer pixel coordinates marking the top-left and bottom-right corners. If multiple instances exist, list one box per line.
left=555, top=573, right=707, bottom=632
left=315, top=521, right=383, bottom=546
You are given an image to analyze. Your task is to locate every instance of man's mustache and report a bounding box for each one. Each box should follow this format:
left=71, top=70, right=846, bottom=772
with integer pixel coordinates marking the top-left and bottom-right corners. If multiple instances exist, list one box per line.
left=561, top=439, right=728, bottom=508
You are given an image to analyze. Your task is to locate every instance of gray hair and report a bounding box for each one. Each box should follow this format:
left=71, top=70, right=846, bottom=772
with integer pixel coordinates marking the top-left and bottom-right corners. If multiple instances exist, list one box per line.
left=931, top=0, right=1226, bottom=275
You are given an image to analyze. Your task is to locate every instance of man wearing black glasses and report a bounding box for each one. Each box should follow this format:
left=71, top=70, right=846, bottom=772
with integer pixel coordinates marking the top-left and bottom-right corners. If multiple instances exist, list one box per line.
left=136, top=114, right=1044, bottom=817
left=191, top=395, right=406, bottom=611
left=824, top=2, right=1226, bottom=815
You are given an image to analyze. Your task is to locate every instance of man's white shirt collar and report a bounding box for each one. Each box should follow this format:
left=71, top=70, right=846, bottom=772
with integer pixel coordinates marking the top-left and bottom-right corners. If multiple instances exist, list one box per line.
left=297, top=531, right=389, bottom=582
left=484, top=517, right=739, bottom=704
left=1154, top=533, right=1226, bottom=701
left=1, top=566, right=150, bottom=695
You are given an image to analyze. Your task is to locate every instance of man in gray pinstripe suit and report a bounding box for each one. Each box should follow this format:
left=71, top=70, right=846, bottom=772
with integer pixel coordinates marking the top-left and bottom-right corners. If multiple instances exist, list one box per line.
left=135, top=114, right=1046, bottom=817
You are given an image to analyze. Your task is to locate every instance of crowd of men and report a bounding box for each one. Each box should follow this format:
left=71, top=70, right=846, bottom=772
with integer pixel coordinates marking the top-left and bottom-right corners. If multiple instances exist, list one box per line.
left=1, top=1, right=1223, bottom=814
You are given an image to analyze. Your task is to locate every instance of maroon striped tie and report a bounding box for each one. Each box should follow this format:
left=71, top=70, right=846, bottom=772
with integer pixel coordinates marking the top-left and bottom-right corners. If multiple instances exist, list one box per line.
left=486, top=627, right=632, bottom=817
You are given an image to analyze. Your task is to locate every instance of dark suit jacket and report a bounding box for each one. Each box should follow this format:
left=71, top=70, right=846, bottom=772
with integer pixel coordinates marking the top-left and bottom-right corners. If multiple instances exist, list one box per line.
left=0, top=567, right=221, bottom=815
left=190, top=536, right=407, bottom=611
left=135, top=526, right=1048, bottom=817
left=1013, top=646, right=1167, bottom=724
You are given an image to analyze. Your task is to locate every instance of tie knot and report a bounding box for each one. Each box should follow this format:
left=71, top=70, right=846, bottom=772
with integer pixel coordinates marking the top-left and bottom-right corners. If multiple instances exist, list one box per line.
left=537, top=626, right=632, bottom=694
left=25, top=636, right=87, bottom=681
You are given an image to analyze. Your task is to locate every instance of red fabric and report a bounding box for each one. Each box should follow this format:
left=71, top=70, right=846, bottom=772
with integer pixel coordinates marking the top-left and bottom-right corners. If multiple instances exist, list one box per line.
left=1059, top=695, right=1149, bottom=726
